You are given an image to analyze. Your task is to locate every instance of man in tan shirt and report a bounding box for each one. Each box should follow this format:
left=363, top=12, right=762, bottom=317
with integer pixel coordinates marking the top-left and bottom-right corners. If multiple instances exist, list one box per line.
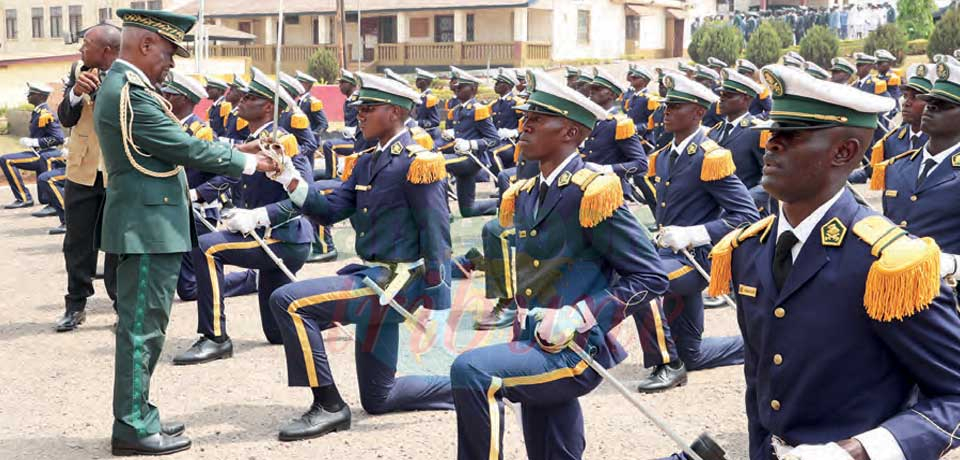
left=54, top=23, right=121, bottom=332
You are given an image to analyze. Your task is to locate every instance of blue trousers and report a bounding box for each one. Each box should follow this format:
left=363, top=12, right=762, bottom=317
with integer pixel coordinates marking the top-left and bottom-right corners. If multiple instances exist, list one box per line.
left=37, top=168, right=66, bottom=224
left=634, top=250, right=743, bottom=371
left=451, top=339, right=603, bottom=460
left=269, top=265, right=453, bottom=415
left=191, top=230, right=310, bottom=344
left=176, top=218, right=258, bottom=301
left=309, top=179, right=340, bottom=255
left=0, top=149, right=62, bottom=201
left=489, top=141, right=516, bottom=173
left=319, top=137, right=355, bottom=179
left=444, top=153, right=497, bottom=218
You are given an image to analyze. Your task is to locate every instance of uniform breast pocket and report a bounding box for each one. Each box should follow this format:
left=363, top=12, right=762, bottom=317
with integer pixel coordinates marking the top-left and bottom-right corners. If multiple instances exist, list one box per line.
left=142, top=188, right=179, bottom=206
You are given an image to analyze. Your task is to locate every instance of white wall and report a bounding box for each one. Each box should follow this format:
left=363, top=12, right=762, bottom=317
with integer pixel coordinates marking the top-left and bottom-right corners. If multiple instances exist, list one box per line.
left=283, top=15, right=314, bottom=46
left=551, top=0, right=626, bottom=61
left=528, top=8, right=552, bottom=42
left=638, top=10, right=666, bottom=50
left=472, top=10, right=513, bottom=42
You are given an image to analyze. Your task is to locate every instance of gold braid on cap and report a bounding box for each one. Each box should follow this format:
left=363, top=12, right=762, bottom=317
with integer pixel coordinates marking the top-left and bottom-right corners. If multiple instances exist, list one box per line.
left=119, top=81, right=184, bottom=178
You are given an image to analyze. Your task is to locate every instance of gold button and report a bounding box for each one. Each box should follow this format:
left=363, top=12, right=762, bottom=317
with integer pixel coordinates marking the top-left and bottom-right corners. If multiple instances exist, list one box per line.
left=524, top=288, right=533, bottom=296
left=530, top=230, right=538, bottom=237
left=163, top=197, right=168, bottom=203
left=665, top=181, right=670, bottom=186
left=661, top=202, right=666, bottom=207
left=774, top=307, right=786, bottom=318
left=359, top=232, right=365, bottom=237
left=771, top=400, right=781, bottom=411
left=773, top=354, right=783, bottom=365
left=900, top=220, right=908, bottom=226
left=533, top=260, right=540, bottom=267
left=910, top=195, right=917, bottom=201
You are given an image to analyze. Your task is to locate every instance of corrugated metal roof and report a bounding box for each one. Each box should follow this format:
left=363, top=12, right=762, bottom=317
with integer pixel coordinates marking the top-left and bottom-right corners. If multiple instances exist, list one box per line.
left=175, top=0, right=531, bottom=17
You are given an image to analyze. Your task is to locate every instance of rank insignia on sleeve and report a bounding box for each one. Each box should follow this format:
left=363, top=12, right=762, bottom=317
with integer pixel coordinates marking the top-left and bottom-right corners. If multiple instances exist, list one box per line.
left=391, top=143, right=403, bottom=155
left=820, top=217, right=847, bottom=247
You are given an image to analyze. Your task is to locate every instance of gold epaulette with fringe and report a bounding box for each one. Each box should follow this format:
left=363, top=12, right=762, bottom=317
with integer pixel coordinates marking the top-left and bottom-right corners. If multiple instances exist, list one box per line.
left=237, top=117, right=249, bottom=131
left=647, top=146, right=667, bottom=177
left=699, top=140, right=736, bottom=181
left=759, top=86, right=770, bottom=100
left=874, top=78, right=888, bottom=95
left=474, top=104, right=491, bottom=121
left=278, top=133, right=299, bottom=157
left=499, top=178, right=532, bottom=227
left=220, top=101, right=232, bottom=118
left=889, top=73, right=901, bottom=86
left=291, top=112, right=309, bottom=130
left=708, top=215, right=777, bottom=296
left=425, top=94, right=439, bottom=108
left=870, top=128, right=897, bottom=165
left=614, top=115, right=636, bottom=140
left=411, top=128, right=435, bottom=150
left=194, top=126, right=214, bottom=142
left=647, top=114, right=655, bottom=130
left=853, top=215, right=941, bottom=322
left=759, top=129, right=772, bottom=149
left=310, top=99, right=324, bottom=112
left=648, top=97, right=660, bottom=111
left=570, top=169, right=624, bottom=228
left=189, top=120, right=202, bottom=133
left=38, top=111, right=54, bottom=128
left=340, top=153, right=361, bottom=182
left=870, top=149, right=919, bottom=191
left=407, top=145, right=446, bottom=184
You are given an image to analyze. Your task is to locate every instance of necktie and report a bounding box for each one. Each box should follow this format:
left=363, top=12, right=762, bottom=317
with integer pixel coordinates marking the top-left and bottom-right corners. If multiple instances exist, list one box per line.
left=719, top=122, right=733, bottom=143
left=538, top=181, right=549, bottom=208
left=773, top=231, right=799, bottom=291
left=916, top=158, right=937, bottom=188
left=669, top=149, right=680, bottom=169
left=911, top=135, right=924, bottom=151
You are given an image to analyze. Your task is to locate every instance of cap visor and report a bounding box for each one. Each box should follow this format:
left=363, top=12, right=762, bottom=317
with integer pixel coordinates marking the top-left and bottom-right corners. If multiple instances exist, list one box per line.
left=750, top=120, right=840, bottom=131
left=917, top=92, right=960, bottom=105
left=174, top=43, right=190, bottom=58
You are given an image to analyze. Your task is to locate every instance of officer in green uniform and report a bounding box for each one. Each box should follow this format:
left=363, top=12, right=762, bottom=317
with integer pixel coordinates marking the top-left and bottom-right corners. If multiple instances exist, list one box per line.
left=94, top=9, right=271, bottom=456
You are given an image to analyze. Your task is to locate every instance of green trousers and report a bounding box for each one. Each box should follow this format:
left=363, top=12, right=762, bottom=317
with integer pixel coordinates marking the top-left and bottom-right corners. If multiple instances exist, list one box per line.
left=112, top=252, right=182, bottom=441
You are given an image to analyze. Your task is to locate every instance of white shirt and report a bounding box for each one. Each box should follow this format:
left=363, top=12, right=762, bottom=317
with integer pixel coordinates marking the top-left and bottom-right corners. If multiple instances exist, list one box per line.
left=917, top=139, right=960, bottom=179
left=375, top=129, right=408, bottom=153
left=720, top=112, right=748, bottom=139
left=671, top=126, right=703, bottom=158
left=776, top=188, right=905, bottom=460
left=775, top=189, right=844, bottom=262
left=539, top=150, right=579, bottom=187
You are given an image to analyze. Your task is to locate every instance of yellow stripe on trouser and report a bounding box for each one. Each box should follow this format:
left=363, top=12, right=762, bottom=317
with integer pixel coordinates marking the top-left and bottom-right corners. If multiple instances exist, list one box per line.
left=332, top=144, right=353, bottom=151
left=445, top=156, right=469, bottom=165
left=317, top=225, right=327, bottom=253
left=48, top=174, right=66, bottom=208
left=650, top=299, right=670, bottom=364
left=5, top=157, right=37, bottom=199
left=487, top=377, right=503, bottom=460
left=484, top=360, right=590, bottom=458
left=204, top=237, right=280, bottom=336
left=287, top=287, right=375, bottom=386
left=667, top=265, right=693, bottom=280
left=499, top=228, right=516, bottom=298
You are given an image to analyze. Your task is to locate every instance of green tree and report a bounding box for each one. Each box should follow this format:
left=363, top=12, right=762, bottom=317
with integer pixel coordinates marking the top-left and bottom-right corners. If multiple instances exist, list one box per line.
left=864, top=24, right=909, bottom=64
left=928, top=7, right=960, bottom=60
left=688, top=23, right=744, bottom=66
left=799, top=25, right=840, bottom=68
left=745, top=21, right=784, bottom=67
left=307, top=48, right=339, bottom=84
left=897, top=0, right=937, bottom=40
left=770, top=20, right=795, bottom=48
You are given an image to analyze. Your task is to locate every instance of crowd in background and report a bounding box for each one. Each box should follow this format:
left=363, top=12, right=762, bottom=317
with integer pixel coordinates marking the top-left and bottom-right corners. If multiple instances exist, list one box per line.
left=693, top=3, right=898, bottom=44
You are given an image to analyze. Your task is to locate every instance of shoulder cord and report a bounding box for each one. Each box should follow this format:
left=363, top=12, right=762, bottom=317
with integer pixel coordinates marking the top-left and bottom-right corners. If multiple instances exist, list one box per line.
left=119, top=82, right=184, bottom=178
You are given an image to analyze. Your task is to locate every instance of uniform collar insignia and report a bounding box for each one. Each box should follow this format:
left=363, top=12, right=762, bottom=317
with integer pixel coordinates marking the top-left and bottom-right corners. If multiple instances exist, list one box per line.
left=952, top=152, right=960, bottom=168
left=740, top=118, right=750, bottom=127
left=390, top=142, right=403, bottom=155
left=558, top=171, right=572, bottom=187
left=821, top=217, right=847, bottom=247
left=687, top=143, right=698, bottom=155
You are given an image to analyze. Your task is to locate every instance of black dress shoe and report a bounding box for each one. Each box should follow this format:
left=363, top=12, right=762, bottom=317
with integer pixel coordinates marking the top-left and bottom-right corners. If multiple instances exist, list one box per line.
left=306, top=249, right=338, bottom=264
left=278, top=405, right=351, bottom=442
left=473, top=298, right=516, bottom=330
left=160, top=422, right=185, bottom=437
left=49, top=224, right=66, bottom=235
left=31, top=205, right=57, bottom=217
left=636, top=362, right=687, bottom=394
left=55, top=310, right=86, bottom=332
left=172, top=336, right=233, bottom=365
left=111, top=433, right=191, bottom=456
left=4, top=199, right=34, bottom=209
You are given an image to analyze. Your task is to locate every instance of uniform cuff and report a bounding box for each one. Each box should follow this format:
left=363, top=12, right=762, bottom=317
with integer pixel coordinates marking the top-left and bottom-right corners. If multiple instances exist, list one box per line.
left=68, top=89, right=83, bottom=106
left=853, top=428, right=906, bottom=460
left=289, top=180, right=308, bottom=207
left=242, top=154, right=258, bottom=175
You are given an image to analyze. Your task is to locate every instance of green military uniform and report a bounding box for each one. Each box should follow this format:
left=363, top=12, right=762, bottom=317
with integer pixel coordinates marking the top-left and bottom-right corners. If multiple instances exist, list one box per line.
left=94, top=9, right=252, bottom=442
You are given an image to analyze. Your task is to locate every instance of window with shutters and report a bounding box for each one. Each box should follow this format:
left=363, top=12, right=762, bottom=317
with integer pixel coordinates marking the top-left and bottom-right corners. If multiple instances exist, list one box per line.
left=577, top=10, right=590, bottom=44
left=6, top=9, right=17, bottom=40
left=50, top=7, right=62, bottom=38
left=32, top=8, right=43, bottom=38
left=68, top=5, right=82, bottom=37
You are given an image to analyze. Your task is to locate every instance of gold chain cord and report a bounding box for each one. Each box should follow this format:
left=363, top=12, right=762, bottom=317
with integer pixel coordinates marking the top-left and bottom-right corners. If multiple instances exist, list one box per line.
left=119, top=82, right=184, bottom=178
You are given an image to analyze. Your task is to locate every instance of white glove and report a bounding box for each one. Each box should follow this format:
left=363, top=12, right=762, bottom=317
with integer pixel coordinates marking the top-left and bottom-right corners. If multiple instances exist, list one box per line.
left=454, top=139, right=478, bottom=154
left=941, top=253, right=959, bottom=279
left=529, top=305, right=585, bottom=352
left=217, top=136, right=236, bottom=145
left=19, top=137, right=39, bottom=148
left=223, top=207, right=270, bottom=234
left=341, top=126, right=357, bottom=138
left=497, top=128, right=519, bottom=140
left=773, top=439, right=853, bottom=460
left=441, top=129, right=455, bottom=141
left=189, top=189, right=198, bottom=202
left=585, top=162, right=614, bottom=174
left=658, top=225, right=711, bottom=252
left=267, top=155, right=301, bottom=187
